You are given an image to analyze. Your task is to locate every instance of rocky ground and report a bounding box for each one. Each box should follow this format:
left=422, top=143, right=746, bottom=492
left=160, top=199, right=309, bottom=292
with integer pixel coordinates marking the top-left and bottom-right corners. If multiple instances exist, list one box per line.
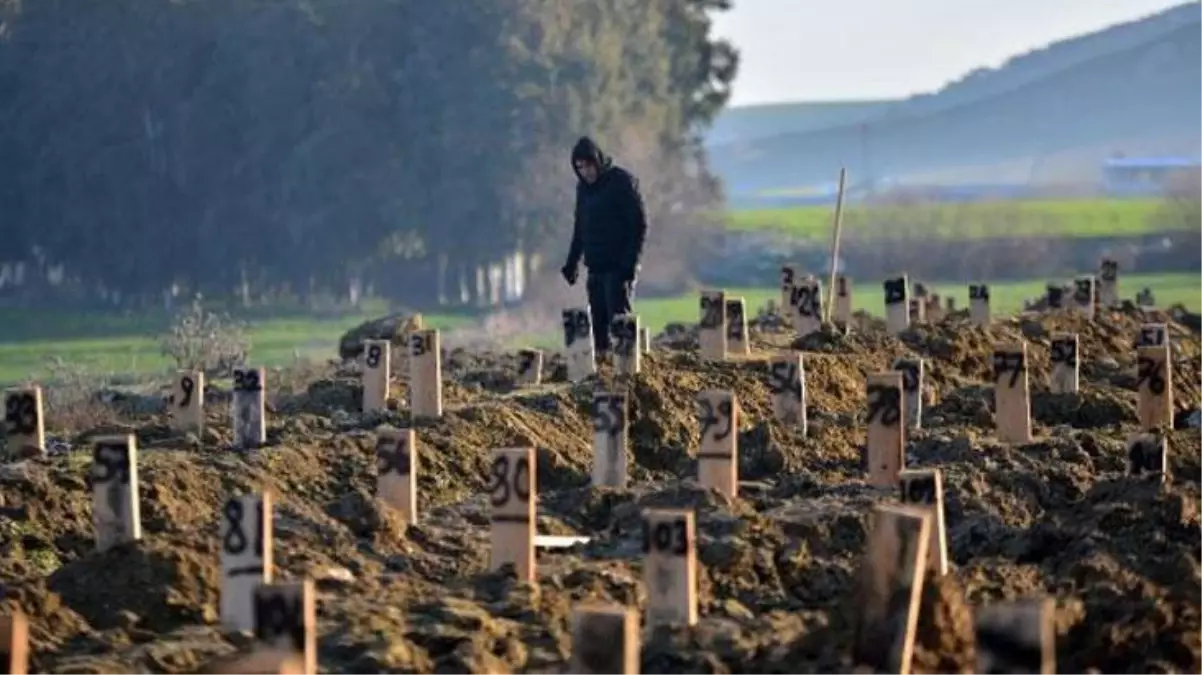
left=1, top=304, right=1200, bottom=673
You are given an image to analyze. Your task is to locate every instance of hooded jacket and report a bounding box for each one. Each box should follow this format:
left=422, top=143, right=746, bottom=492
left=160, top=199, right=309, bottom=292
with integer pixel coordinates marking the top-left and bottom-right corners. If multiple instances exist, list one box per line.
left=564, top=136, right=648, bottom=279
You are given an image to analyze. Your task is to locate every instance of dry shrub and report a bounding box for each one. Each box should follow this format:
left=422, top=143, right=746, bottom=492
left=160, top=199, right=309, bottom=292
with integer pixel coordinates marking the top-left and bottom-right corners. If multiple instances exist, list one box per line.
left=160, top=294, right=250, bottom=376
left=33, top=357, right=122, bottom=433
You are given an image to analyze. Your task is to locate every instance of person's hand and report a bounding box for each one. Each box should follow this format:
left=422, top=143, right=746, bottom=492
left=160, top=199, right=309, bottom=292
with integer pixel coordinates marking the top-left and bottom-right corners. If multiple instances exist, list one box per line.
left=561, top=264, right=578, bottom=286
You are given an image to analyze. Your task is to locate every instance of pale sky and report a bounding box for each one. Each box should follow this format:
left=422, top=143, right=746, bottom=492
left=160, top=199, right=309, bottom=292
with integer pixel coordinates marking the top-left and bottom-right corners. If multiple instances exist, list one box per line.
left=712, top=0, right=1195, bottom=106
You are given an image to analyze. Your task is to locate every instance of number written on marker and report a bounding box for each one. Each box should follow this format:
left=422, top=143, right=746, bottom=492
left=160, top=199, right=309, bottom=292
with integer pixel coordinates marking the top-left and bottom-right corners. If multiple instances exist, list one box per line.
left=894, top=361, right=920, bottom=392
left=899, top=475, right=936, bottom=504
left=4, top=392, right=38, bottom=434
left=837, top=276, right=849, bottom=297
left=866, top=384, right=901, bottom=427
left=699, top=295, right=722, bottom=329
left=410, top=332, right=432, bottom=358
left=92, top=442, right=131, bottom=517
left=969, top=284, right=990, bottom=301
left=697, top=396, right=733, bottom=441
left=641, top=518, right=688, bottom=556
left=178, top=375, right=195, bottom=408
left=611, top=318, right=637, bottom=356
left=517, top=349, right=537, bottom=375
left=376, top=435, right=412, bottom=476
left=992, top=351, right=1025, bottom=388
left=767, top=361, right=800, bottom=398
left=791, top=285, right=820, bottom=317
left=1050, top=339, right=1077, bottom=367
left=233, top=369, right=262, bottom=393
left=563, top=310, right=590, bottom=346
left=725, top=301, right=744, bottom=341
left=222, top=497, right=265, bottom=558
left=1073, top=278, right=1092, bottom=304
left=1100, top=260, right=1117, bottom=281
left=365, top=343, right=383, bottom=369
left=1136, top=356, right=1166, bottom=395
left=883, top=278, right=907, bottom=305
left=780, top=267, right=795, bottom=288
left=254, top=591, right=305, bottom=652
left=1046, top=285, right=1064, bottom=308
left=592, top=394, right=625, bottom=437
left=488, top=454, right=531, bottom=508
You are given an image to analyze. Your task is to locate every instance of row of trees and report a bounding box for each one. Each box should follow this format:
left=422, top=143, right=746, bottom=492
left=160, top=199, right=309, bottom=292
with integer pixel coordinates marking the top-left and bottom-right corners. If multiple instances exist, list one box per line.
left=0, top=0, right=738, bottom=310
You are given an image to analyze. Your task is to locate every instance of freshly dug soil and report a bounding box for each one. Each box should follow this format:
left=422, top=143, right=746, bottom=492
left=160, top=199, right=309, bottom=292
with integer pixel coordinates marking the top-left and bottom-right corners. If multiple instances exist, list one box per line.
left=1, top=306, right=1199, bottom=673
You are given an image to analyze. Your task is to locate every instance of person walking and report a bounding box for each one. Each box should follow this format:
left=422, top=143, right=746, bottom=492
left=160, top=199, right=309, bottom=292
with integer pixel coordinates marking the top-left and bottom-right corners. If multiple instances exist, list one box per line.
left=560, top=136, right=648, bottom=360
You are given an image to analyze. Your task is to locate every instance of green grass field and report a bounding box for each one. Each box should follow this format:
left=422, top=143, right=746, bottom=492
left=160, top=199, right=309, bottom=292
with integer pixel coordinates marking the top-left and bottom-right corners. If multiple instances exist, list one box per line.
left=726, top=198, right=1193, bottom=241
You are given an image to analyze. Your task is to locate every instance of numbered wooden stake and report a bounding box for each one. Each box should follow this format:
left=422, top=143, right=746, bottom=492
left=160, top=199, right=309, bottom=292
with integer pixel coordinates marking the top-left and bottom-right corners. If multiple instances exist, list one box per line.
left=926, top=294, right=944, bottom=323
left=908, top=297, right=925, bottom=325
left=834, top=275, right=853, bottom=328
left=489, top=447, right=535, bottom=582
left=992, top=343, right=1032, bottom=443
left=780, top=264, right=797, bottom=318
left=640, top=327, right=651, bottom=355
left=696, top=390, right=738, bottom=499
left=791, top=278, right=823, bottom=338
left=571, top=604, right=639, bottom=674
left=892, top=358, right=924, bottom=431
left=1138, top=323, right=1168, bottom=348
left=975, top=598, right=1055, bottom=674
left=969, top=283, right=991, bottom=326
left=253, top=580, right=316, bottom=675
left=591, top=391, right=628, bottom=488
left=221, top=491, right=274, bottom=631
left=610, top=314, right=641, bottom=375
left=1048, top=333, right=1079, bottom=394
left=883, top=276, right=910, bottom=333
left=698, top=290, right=727, bottom=360
left=1071, top=276, right=1095, bottom=319
left=3, top=387, right=44, bottom=457
left=171, top=370, right=205, bottom=433
left=563, top=308, right=596, bottom=382
left=376, top=427, right=417, bottom=524
left=516, top=348, right=543, bottom=386
left=724, top=296, right=750, bottom=357
left=865, top=373, right=905, bottom=488
left=1136, top=344, right=1172, bottom=431
left=852, top=504, right=931, bottom=675
left=361, top=339, right=391, bottom=413
left=642, top=509, right=697, bottom=628
left=91, top=434, right=141, bottom=552
left=409, top=329, right=442, bottom=419
left=232, top=367, right=266, bottom=450
left=897, top=469, right=948, bottom=576
left=1127, top=432, right=1168, bottom=483
left=767, top=353, right=806, bottom=433
left=1, top=610, right=28, bottom=675
left=1098, top=258, right=1119, bottom=307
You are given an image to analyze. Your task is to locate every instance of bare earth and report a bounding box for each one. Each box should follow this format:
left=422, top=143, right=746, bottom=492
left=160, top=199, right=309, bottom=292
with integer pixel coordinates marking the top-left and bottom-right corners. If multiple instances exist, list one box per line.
left=1, top=306, right=1199, bottom=673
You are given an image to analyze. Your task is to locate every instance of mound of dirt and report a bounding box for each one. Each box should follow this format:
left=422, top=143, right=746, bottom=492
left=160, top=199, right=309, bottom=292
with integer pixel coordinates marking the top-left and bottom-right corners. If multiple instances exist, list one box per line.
left=1, top=305, right=1199, bottom=673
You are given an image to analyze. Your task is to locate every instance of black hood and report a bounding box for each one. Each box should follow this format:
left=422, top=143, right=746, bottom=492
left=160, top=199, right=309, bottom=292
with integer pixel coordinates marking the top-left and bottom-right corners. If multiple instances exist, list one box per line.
left=570, top=136, right=613, bottom=182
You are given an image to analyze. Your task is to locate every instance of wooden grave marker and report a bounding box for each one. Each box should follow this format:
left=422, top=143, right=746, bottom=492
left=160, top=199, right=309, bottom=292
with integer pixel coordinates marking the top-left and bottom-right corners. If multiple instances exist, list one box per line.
left=992, top=342, right=1032, bottom=444
left=926, top=293, right=944, bottom=323
left=1135, top=287, right=1155, bottom=308
left=780, top=264, right=797, bottom=319
left=563, top=308, right=596, bottom=382
left=1137, top=323, right=1168, bottom=348
left=1071, top=276, right=1095, bottom=319
left=591, top=390, right=628, bottom=488
left=975, top=598, right=1055, bottom=674
left=883, top=276, right=910, bottom=333
left=724, top=296, right=750, bottom=357
left=698, top=290, right=727, bottom=360
left=897, top=469, right=949, bottom=576
left=516, top=348, right=543, bottom=386
left=375, top=427, right=417, bottom=524
left=489, top=447, right=535, bottom=582
left=232, top=367, right=267, bottom=449
left=3, top=387, right=44, bottom=457
left=697, top=390, right=738, bottom=499
left=640, top=327, right=651, bottom=355
left=1136, top=344, right=1172, bottom=431
left=865, top=372, right=905, bottom=488
left=221, top=491, right=273, bottom=631
left=1048, top=333, right=1079, bottom=394
left=171, top=370, right=205, bottom=433
left=91, top=434, right=142, bottom=552
left=969, top=283, right=991, bottom=326
left=610, top=314, right=641, bottom=375
left=945, top=296, right=956, bottom=313
left=892, top=358, right=924, bottom=431
left=1098, top=258, right=1119, bottom=307
left=642, top=509, right=697, bottom=628
left=570, top=604, right=639, bottom=674
left=1127, top=431, right=1168, bottom=483
left=253, top=580, right=316, bottom=675
left=791, top=277, right=823, bottom=338
left=908, top=297, right=925, bottom=325
left=409, top=329, right=442, bottom=419
left=0, top=610, right=28, bottom=675
left=361, top=339, right=391, bottom=413
left=851, top=504, right=931, bottom=675
left=1044, top=283, right=1065, bottom=312
left=834, top=274, right=853, bottom=328
left=767, top=353, right=806, bottom=433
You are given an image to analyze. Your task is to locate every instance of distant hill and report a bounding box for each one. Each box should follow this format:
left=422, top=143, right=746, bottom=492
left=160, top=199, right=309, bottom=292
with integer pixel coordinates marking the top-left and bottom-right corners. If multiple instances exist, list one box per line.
left=709, top=2, right=1202, bottom=198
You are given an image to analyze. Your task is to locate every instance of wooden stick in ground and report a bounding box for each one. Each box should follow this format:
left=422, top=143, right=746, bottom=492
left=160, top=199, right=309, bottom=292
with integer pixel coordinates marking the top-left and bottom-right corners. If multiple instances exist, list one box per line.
left=824, top=167, right=848, bottom=323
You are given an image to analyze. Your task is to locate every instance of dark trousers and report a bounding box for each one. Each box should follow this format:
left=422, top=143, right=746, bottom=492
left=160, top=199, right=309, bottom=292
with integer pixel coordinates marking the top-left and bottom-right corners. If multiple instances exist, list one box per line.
left=586, top=271, right=633, bottom=354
